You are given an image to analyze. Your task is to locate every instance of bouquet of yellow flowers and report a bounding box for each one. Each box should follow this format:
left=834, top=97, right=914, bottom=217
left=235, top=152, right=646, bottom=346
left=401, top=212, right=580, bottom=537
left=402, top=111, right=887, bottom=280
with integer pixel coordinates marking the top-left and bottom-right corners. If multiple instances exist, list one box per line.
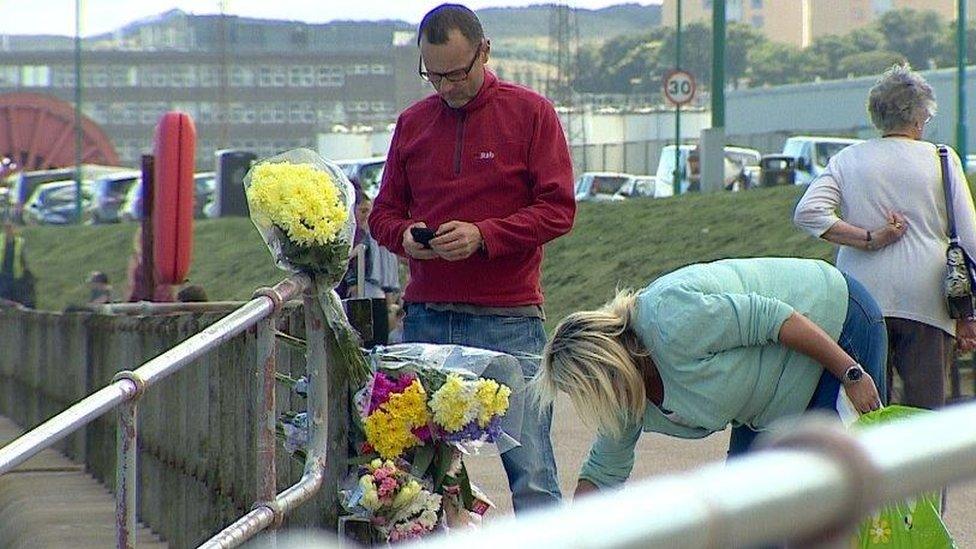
left=244, top=148, right=354, bottom=283
left=246, top=148, right=371, bottom=388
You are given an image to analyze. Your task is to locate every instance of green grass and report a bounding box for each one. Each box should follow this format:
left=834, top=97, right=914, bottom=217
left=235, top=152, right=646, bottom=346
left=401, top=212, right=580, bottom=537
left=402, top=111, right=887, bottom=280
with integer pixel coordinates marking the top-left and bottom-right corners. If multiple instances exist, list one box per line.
left=21, top=186, right=833, bottom=320
left=541, top=185, right=834, bottom=326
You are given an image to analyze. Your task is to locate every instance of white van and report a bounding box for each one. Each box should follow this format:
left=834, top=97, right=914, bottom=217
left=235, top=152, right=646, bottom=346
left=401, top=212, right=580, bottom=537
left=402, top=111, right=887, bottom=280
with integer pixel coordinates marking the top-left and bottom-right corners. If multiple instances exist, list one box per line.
left=655, top=144, right=761, bottom=193
left=781, top=136, right=862, bottom=185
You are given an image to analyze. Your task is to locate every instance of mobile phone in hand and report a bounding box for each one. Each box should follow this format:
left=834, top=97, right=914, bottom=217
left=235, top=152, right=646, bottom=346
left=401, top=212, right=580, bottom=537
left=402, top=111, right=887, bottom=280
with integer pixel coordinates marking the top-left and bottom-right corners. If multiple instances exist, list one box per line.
left=410, top=227, right=436, bottom=249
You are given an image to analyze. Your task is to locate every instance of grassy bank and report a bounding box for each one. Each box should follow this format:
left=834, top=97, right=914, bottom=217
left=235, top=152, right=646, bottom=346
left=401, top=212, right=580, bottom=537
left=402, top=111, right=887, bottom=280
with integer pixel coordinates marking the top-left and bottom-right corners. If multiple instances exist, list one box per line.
left=21, top=185, right=833, bottom=322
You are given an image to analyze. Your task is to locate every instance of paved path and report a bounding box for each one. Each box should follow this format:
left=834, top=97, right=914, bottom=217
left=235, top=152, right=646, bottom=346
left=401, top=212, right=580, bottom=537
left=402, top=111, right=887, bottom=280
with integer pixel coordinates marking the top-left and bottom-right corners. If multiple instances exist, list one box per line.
left=465, top=395, right=976, bottom=546
left=0, top=416, right=165, bottom=549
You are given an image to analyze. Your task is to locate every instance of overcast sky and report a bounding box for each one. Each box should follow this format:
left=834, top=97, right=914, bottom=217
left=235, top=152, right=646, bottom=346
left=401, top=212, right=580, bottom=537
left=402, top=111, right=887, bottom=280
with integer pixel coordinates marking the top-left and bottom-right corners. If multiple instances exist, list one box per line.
left=0, top=1, right=661, bottom=37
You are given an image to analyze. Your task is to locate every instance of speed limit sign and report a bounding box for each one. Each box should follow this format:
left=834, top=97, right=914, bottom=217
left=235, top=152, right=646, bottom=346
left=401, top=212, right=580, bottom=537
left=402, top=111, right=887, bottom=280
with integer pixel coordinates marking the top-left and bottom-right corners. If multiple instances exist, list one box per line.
left=663, top=70, right=696, bottom=106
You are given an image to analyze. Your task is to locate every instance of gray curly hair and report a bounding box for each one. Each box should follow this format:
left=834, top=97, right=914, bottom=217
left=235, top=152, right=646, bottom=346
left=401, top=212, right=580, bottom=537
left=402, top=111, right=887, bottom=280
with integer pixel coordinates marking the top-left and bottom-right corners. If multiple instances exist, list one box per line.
left=867, top=64, right=937, bottom=133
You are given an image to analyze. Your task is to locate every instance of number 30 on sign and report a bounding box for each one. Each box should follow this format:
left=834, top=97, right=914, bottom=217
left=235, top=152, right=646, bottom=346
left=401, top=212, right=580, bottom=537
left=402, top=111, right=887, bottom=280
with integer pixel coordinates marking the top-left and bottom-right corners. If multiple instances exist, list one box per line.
left=663, top=70, right=696, bottom=106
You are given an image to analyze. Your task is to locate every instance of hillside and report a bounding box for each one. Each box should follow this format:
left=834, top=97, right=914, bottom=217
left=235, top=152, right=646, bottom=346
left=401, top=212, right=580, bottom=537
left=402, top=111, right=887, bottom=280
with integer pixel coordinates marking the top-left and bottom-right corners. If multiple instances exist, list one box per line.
left=21, top=185, right=833, bottom=325
left=477, top=3, right=662, bottom=41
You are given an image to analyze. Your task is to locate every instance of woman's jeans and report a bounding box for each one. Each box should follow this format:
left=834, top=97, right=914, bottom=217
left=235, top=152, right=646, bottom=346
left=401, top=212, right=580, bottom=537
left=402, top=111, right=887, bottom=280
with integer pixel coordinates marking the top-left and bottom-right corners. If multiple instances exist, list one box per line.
left=402, top=304, right=562, bottom=512
left=728, top=273, right=888, bottom=456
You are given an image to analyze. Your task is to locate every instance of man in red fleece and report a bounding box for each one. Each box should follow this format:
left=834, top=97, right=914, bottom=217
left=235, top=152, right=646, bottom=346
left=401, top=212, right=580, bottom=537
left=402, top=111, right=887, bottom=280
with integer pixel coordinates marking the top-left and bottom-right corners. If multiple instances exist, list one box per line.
left=369, top=4, right=575, bottom=512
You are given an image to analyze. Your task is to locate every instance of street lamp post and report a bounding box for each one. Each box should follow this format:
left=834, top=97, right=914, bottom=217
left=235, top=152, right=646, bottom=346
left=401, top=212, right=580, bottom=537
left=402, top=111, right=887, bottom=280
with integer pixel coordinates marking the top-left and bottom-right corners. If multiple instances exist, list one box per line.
left=957, top=0, right=967, bottom=161
left=673, top=0, right=682, bottom=197
left=74, top=0, right=83, bottom=224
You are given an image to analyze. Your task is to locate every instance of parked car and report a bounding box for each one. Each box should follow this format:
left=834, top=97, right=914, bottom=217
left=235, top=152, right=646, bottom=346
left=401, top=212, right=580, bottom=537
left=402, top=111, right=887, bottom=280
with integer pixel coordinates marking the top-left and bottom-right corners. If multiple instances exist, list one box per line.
left=615, top=175, right=671, bottom=199
left=23, top=180, right=92, bottom=225
left=194, top=172, right=216, bottom=219
left=122, top=172, right=216, bottom=222
left=10, top=165, right=125, bottom=223
left=781, top=136, right=862, bottom=185
left=88, top=171, right=140, bottom=223
left=574, top=172, right=630, bottom=202
left=336, top=157, right=385, bottom=198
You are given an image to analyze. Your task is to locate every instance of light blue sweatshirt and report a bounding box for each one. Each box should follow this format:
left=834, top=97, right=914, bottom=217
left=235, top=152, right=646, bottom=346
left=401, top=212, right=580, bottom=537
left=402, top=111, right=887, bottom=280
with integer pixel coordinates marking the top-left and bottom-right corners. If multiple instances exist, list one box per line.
left=578, top=258, right=849, bottom=488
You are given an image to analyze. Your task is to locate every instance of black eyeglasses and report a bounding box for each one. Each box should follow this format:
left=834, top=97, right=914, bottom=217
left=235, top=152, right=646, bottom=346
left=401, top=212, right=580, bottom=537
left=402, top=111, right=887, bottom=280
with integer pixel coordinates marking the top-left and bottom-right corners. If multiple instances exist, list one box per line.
left=418, top=43, right=482, bottom=84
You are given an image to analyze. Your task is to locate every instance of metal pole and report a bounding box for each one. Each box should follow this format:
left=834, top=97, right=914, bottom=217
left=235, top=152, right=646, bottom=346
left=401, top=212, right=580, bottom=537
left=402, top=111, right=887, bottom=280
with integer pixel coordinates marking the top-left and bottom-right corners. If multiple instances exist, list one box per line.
left=712, top=0, right=726, bottom=128
left=356, top=244, right=366, bottom=299
left=673, top=0, right=682, bottom=196
left=74, top=0, right=83, bottom=223
left=116, top=398, right=138, bottom=549
left=957, top=0, right=968, bottom=160
left=255, top=317, right=277, bottom=526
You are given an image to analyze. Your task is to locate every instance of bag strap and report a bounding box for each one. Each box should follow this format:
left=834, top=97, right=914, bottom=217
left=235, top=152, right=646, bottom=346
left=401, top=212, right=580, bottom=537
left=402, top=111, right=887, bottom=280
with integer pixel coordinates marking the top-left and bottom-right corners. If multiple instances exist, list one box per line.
left=938, top=144, right=958, bottom=242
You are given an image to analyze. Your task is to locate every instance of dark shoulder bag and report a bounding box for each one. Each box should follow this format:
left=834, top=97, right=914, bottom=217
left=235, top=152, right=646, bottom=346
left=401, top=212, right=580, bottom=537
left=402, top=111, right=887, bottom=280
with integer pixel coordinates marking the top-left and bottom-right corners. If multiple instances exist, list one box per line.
left=939, top=144, right=976, bottom=319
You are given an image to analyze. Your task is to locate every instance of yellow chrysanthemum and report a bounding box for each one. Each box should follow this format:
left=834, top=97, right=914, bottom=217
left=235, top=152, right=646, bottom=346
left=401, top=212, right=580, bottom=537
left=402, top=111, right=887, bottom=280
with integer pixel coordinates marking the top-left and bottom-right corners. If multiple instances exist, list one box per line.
left=363, top=380, right=431, bottom=459
left=430, top=373, right=476, bottom=432
left=246, top=162, right=348, bottom=247
left=474, top=378, right=511, bottom=427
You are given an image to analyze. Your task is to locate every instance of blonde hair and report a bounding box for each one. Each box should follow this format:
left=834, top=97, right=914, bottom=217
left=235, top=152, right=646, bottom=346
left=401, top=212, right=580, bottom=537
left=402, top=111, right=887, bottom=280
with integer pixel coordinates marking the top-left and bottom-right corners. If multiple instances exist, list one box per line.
left=532, top=290, right=647, bottom=438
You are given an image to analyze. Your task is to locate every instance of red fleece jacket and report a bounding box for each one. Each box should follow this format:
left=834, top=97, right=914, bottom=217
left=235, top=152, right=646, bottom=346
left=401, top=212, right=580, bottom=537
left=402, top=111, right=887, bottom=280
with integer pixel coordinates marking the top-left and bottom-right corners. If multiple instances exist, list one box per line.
left=369, top=71, right=575, bottom=306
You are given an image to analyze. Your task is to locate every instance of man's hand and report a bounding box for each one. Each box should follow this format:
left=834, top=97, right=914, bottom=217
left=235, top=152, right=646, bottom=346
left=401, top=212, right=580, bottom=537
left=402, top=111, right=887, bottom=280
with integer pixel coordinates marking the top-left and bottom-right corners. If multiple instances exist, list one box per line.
left=574, top=479, right=599, bottom=500
left=402, top=222, right=438, bottom=260
left=430, top=220, right=484, bottom=261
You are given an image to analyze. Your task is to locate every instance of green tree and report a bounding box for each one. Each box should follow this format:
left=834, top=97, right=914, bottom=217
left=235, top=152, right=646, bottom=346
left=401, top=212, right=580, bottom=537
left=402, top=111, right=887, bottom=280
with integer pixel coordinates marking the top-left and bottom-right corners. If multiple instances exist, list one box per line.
left=810, top=34, right=860, bottom=80
left=747, top=42, right=825, bottom=86
left=875, top=9, right=946, bottom=69
left=726, top=23, right=766, bottom=88
left=836, top=50, right=907, bottom=78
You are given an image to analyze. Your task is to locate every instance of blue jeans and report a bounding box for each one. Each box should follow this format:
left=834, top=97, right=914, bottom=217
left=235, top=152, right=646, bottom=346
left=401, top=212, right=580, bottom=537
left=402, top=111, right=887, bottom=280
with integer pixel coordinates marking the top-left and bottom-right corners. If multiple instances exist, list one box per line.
left=728, top=273, right=888, bottom=456
left=403, top=304, right=563, bottom=512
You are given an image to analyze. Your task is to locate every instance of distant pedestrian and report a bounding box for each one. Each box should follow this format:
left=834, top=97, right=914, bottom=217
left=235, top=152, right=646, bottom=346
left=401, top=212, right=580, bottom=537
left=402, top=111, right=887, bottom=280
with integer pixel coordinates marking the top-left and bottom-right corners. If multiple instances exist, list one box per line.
left=794, top=64, right=976, bottom=410
left=0, top=222, right=35, bottom=308
left=177, top=284, right=208, bottom=303
left=86, top=271, right=113, bottom=304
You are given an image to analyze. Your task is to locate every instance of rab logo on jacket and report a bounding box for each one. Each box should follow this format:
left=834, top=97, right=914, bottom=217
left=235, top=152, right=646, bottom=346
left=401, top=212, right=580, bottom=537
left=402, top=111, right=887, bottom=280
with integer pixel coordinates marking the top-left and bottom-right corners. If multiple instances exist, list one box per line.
left=476, top=150, right=495, bottom=160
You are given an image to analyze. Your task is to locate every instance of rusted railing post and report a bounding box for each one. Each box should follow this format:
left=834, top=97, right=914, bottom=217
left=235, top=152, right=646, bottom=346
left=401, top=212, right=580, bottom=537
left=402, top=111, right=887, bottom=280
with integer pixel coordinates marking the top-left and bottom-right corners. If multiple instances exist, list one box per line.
left=116, top=400, right=137, bottom=549
left=112, top=371, right=146, bottom=549
left=255, top=315, right=277, bottom=538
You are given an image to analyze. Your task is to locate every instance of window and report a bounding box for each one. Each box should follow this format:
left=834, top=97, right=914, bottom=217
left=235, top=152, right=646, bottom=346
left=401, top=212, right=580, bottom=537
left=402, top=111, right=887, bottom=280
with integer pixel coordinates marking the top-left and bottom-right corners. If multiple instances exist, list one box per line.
left=289, top=66, right=313, bottom=87
left=751, top=15, right=764, bottom=28
left=317, top=66, right=343, bottom=87
left=370, top=64, right=390, bottom=75
left=751, top=0, right=762, bottom=8
left=20, top=65, right=51, bottom=87
left=258, top=67, right=273, bottom=87
left=702, top=0, right=712, bottom=9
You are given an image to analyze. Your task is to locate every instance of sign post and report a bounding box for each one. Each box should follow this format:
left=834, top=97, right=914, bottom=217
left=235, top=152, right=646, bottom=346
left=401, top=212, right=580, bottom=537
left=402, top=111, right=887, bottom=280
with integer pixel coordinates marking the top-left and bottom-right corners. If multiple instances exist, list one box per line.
left=663, top=69, right=696, bottom=195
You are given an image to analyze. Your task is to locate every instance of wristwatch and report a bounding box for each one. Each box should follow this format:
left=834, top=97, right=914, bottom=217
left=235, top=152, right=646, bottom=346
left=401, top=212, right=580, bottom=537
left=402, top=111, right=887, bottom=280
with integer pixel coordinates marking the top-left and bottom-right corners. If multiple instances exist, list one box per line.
left=842, top=363, right=865, bottom=385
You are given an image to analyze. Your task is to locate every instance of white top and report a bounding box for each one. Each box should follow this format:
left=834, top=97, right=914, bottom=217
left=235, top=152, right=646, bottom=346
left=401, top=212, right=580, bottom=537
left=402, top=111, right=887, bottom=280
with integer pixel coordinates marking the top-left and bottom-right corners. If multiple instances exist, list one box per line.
left=793, top=138, right=976, bottom=335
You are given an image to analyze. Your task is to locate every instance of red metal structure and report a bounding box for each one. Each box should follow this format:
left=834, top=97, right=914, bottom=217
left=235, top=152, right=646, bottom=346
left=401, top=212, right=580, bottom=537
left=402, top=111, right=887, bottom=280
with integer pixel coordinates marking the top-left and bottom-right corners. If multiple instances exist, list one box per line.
left=0, top=92, right=119, bottom=172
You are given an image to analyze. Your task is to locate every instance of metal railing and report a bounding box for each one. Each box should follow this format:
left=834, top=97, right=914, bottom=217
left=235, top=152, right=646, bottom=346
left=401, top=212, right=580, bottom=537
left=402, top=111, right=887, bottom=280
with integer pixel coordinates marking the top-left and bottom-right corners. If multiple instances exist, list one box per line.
left=0, top=274, right=331, bottom=549
left=414, top=401, right=976, bottom=548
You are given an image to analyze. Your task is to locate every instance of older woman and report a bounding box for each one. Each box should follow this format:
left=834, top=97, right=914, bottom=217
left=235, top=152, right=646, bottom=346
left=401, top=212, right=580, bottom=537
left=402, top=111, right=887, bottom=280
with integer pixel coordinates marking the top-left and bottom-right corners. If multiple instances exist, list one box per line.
left=534, top=258, right=886, bottom=493
left=794, top=64, right=976, bottom=410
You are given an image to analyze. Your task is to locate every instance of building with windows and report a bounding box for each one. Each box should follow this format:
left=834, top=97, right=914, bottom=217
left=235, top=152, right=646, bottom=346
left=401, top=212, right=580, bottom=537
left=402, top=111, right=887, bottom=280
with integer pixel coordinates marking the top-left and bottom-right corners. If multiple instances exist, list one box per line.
left=0, top=10, right=429, bottom=168
left=662, top=0, right=975, bottom=48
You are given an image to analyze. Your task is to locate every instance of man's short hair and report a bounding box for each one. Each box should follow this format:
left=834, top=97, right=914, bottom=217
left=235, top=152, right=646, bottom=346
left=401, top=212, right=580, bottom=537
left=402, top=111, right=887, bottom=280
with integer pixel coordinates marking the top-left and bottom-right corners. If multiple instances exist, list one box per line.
left=417, top=4, right=484, bottom=46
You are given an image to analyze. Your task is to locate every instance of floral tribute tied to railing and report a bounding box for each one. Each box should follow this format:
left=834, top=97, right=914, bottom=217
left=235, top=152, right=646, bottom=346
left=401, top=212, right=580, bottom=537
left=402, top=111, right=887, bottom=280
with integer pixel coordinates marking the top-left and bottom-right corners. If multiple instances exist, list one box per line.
left=246, top=149, right=524, bottom=543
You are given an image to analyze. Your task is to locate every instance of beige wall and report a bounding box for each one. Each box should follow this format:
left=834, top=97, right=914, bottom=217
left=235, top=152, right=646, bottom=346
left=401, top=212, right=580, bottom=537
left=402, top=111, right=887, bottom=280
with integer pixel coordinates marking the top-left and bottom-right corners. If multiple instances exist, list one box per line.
left=661, top=0, right=973, bottom=49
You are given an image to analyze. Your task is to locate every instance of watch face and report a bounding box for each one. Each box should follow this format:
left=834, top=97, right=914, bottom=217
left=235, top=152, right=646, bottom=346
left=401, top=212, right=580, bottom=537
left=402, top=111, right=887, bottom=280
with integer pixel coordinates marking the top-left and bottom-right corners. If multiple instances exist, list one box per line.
left=846, top=366, right=864, bottom=382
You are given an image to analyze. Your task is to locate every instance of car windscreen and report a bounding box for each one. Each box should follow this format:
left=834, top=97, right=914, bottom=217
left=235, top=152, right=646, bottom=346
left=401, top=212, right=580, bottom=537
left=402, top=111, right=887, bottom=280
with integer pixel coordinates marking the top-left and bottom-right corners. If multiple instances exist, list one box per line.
left=815, top=142, right=850, bottom=168
left=590, top=176, right=628, bottom=195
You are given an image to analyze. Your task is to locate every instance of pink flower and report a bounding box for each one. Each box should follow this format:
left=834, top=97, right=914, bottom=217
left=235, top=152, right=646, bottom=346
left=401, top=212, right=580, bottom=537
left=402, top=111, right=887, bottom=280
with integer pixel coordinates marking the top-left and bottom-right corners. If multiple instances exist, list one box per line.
left=412, top=424, right=432, bottom=442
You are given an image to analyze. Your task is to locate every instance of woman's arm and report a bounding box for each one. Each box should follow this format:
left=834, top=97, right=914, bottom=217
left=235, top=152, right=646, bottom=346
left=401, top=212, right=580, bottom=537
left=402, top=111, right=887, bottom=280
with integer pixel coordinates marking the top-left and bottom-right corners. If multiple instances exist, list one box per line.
left=820, top=213, right=908, bottom=251
left=777, top=311, right=882, bottom=413
left=794, top=170, right=908, bottom=251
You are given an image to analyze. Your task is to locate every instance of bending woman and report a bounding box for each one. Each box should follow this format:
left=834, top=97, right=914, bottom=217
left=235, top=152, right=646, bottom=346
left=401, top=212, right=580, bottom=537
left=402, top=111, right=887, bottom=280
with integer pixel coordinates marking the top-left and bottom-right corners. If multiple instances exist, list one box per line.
left=534, top=258, right=886, bottom=495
